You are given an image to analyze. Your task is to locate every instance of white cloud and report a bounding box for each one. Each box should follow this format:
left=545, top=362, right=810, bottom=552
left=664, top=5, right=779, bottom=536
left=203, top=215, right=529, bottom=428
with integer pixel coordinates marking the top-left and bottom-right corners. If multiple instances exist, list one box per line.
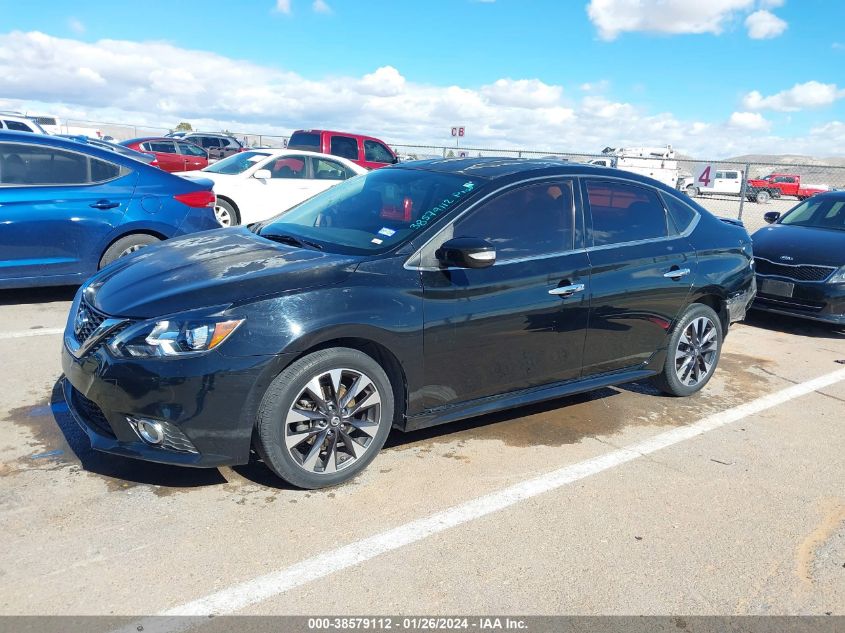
left=358, top=66, right=406, bottom=97
left=586, top=0, right=755, bottom=40
left=67, top=18, right=85, bottom=34
left=2, top=30, right=845, bottom=158
left=728, top=111, right=770, bottom=130
left=745, top=10, right=787, bottom=39
left=742, top=81, right=845, bottom=111
left=580, top=80, right=610, bottom=93
left=312, top=0, right=332, bottom=14
left=480, top=78, right=563, bottom=108
left=275, top=0, right=291, bottom=14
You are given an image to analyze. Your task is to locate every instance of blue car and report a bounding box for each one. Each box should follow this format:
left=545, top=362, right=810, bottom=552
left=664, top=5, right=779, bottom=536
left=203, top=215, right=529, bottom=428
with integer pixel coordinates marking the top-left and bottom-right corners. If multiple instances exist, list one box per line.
left=0, top=131, right=220, bottom=289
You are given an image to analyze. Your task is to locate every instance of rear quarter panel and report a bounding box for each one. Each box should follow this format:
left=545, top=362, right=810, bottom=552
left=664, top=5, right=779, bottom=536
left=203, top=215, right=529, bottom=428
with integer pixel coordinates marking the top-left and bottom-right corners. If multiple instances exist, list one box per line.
left=687, top=212, right=755, bottom=322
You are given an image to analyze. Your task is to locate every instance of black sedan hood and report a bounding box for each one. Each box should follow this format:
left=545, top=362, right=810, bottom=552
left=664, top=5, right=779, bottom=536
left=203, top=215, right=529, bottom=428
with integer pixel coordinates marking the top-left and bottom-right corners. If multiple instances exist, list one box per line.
left=86, top=228, right=360, bottom=318
left=752, top=224, right=845, bottom=268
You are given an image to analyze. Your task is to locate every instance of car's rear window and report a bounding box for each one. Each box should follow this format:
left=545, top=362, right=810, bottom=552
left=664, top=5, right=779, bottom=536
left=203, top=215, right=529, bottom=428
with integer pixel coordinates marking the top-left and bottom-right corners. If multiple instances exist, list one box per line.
left=288, top=132, right=321, bottom=151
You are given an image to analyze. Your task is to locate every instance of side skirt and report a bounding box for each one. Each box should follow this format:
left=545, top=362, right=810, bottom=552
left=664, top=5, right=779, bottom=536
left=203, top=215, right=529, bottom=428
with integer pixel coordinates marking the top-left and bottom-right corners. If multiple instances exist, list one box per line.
left=402, top=367, right=658, bottom=433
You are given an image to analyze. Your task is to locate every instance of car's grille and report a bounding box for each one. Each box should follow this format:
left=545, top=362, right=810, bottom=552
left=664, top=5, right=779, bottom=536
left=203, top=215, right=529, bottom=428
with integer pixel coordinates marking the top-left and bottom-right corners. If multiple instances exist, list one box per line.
left=755, top=296, right=826, bottom=313
left=73, top=300, right=108, bottom=344
left=754, top=258, right=836, bottom=282
left=71, top=388, right=116, bottom=438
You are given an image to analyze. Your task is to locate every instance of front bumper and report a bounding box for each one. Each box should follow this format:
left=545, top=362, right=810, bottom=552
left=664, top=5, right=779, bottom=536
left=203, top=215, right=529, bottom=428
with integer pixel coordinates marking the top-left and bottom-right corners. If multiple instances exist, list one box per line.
left=752, top=275, right=845, bottom=325
left=62, top=338, right=292, bottom=468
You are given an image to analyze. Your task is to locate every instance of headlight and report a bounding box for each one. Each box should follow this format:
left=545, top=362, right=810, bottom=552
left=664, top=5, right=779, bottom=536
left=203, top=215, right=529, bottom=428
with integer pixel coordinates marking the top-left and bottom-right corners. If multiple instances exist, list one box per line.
left=828, top=266, right=845, bottom=284
left=108, top=317, right=244, bottom=358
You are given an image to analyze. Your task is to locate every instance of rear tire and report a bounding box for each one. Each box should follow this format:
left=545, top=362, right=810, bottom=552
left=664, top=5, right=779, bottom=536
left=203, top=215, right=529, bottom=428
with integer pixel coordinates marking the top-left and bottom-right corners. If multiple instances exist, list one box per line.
left=755, top=190, right=771, bottom=204
left=653, top=303, right=723, bottom=397
left=255, top=348, right=394, bottom=489
left=99, top=234, right=161, bottom=269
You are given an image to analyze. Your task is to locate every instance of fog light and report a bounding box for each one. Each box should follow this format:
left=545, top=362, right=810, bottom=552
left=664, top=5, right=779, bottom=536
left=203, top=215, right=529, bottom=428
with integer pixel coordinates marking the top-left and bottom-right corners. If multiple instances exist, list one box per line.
left=132, top=418, right=164, bottom=445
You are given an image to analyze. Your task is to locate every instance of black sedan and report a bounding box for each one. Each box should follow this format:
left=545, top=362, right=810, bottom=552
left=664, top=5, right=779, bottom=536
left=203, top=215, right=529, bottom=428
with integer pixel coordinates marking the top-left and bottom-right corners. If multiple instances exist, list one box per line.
left=751, top=191, right=845, bottom=325
left=61, top=159, right=756, bottom=488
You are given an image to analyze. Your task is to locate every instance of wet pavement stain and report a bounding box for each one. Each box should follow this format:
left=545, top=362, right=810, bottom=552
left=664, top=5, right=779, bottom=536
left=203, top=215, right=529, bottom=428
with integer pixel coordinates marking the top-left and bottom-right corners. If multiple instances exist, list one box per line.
left=2, top=390, right=226, bottom=494
left=0, top=351, right=777, bottom=494
left=388, top=352, right=775, bottom=452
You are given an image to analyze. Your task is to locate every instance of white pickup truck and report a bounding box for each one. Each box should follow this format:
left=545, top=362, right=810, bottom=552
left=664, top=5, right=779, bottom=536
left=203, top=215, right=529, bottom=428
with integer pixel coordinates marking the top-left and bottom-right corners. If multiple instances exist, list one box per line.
left=686, top=166, right=744, bottom=197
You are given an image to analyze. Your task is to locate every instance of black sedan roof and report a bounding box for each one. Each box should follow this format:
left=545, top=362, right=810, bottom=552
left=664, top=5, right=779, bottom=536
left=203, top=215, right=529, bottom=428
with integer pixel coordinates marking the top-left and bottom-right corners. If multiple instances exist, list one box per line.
left=400, top=156, right=616, bottom=181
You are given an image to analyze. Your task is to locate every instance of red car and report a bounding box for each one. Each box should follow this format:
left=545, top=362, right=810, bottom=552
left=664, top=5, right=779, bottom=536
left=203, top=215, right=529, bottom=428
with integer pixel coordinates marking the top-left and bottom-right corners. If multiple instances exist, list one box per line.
left=120, top=137, right=209, bottom=172
left=287, top=129, right=398, bottom=170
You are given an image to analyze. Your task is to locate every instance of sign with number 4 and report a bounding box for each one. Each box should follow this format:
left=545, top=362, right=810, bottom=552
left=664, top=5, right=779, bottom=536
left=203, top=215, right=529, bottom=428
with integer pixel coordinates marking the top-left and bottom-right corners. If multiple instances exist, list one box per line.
left=694, top=164, right=714, bottom=190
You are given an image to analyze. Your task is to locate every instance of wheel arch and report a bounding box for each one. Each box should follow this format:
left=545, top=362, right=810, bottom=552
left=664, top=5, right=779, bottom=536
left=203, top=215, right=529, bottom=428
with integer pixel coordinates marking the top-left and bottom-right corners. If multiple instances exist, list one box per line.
left=288, top=336, right=409, bottom=430
left=692, top=293, right=729, bottom=334
left=98, top=229, right=168, bottom=268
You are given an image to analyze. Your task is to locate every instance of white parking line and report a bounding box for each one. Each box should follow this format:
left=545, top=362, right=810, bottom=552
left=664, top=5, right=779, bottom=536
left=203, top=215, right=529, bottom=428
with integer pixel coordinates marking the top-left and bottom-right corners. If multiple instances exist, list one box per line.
left=0, top=328, right=64, bottom=340
left=116, top=366, right=845, bottom=633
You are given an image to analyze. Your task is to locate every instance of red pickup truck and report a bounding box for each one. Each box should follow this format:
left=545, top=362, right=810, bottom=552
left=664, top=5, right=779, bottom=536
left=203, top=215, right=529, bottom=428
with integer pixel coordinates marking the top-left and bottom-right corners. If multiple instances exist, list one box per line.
left=287, top=129, right=398, bottom=170
left=746, top=173, right=829, bottom=204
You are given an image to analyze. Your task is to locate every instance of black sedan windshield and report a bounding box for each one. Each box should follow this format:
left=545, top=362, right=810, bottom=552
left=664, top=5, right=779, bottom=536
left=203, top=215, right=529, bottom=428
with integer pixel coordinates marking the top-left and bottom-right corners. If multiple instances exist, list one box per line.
left=258, top=168, right=482, bottom=254
left=780, top=196, right=845, bottom=231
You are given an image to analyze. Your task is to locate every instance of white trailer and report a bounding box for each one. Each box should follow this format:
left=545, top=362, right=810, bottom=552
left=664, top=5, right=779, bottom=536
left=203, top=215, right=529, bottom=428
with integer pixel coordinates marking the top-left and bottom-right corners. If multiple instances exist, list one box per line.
left=587, top=145, right=686, bottom=189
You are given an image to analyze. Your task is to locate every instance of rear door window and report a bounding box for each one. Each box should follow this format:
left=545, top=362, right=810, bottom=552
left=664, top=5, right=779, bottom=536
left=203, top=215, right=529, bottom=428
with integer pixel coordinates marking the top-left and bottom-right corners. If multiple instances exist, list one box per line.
left=585, top=180, right=669, bottom=246
left=661, top=193, right=698, bottom=234
left=364, top=140, right=394, bottom=164
left=312, top=158, right=354, bottom=180
left=0, top=143, right=123, bottom=185
left=329, top=135, right=359, bottom=161
left=176, top=142, right=207, bottom=157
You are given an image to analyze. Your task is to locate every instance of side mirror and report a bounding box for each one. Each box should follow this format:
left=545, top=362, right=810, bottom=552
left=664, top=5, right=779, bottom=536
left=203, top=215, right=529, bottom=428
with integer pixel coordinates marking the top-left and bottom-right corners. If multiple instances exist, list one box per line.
left=435, top=237, right=496, bottom=269
left=254, top=169, right=271, bottom=180
left=763, top=211, right=781, bottom=224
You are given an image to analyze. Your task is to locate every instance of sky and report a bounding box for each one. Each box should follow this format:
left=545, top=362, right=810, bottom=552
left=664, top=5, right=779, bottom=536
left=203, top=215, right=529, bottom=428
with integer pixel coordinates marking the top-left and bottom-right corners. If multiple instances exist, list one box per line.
left=0, top=0, right=844, bottom=158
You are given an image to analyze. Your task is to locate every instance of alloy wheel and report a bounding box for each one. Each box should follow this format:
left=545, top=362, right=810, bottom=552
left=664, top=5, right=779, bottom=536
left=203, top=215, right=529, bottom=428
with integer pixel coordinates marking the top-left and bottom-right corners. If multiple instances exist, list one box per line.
left=674, top=316, right=719, bottom=387
left=284, top=368, right=382, bottom=474
left=214, top=205, right=233, bottom=227
left=118, top=244, right=147, bottom=258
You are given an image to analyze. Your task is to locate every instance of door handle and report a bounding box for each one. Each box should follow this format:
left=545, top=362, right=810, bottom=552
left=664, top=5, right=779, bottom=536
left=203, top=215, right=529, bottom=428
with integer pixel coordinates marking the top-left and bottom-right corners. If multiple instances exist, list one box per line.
left=663, top=268, right=691, bottom=279
left=89, top=200, right=119, bottom=210
left=549, top=283, right=585, bottom=297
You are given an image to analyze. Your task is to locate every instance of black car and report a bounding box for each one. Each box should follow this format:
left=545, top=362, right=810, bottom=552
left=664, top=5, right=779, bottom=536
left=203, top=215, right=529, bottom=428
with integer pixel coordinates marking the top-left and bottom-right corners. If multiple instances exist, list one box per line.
left=751, top=191, right=845, bottom=324
left=61, top=159, right=756, bottom=488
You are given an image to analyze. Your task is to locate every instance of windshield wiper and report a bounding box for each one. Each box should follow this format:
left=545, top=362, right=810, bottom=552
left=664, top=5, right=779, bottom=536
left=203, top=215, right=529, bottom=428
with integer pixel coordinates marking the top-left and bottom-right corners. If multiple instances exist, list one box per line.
left=260, top=232, right=323, bottom=250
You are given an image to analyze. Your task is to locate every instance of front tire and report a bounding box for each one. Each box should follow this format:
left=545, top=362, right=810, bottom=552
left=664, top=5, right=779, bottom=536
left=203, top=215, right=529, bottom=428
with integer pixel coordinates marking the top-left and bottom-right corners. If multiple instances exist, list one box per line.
left=653, top=303, right=723, bottom=397
left=255, top=348, right=394, bottom=489
left=214, top=199, right=239, bottom=227
left=755, top=190, right=771, bottom=204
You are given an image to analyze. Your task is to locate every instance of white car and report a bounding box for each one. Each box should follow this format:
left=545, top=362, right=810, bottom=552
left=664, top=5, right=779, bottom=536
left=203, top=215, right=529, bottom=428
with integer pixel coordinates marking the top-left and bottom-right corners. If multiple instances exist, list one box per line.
left=176, top=149, right=366, bottom=226
left=0, top=114, right=48, bottom=134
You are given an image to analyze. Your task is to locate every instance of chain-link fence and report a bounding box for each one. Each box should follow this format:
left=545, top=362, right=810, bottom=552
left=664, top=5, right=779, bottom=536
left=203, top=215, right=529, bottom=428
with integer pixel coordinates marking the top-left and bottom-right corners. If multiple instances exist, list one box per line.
left=59, top=118, right=845, bottom=234
left=390, top=143, right=845, bottom=234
